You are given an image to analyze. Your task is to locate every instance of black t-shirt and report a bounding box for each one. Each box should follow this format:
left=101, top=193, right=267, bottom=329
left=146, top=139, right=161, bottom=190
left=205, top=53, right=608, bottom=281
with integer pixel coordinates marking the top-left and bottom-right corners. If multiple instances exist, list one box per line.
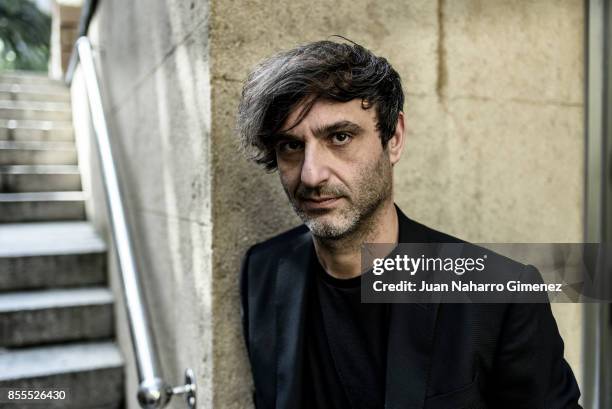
left=302, top=249, right=390, bottom=409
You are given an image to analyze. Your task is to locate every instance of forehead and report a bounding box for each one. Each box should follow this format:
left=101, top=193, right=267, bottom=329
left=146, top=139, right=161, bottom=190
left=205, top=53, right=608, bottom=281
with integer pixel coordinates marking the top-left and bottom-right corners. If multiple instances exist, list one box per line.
left=281, top=98, right=378, bottom=135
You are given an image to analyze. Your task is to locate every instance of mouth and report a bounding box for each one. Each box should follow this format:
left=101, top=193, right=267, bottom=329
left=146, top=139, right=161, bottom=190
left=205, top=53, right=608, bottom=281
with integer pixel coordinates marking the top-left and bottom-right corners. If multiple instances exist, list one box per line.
left=300, top=196, right=342, bottom=210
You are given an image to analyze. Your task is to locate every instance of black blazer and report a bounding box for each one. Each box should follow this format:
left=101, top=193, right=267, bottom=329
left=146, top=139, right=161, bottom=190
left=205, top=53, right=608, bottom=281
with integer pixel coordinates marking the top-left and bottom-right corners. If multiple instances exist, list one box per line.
left=240, top=206, right=582, bottom=409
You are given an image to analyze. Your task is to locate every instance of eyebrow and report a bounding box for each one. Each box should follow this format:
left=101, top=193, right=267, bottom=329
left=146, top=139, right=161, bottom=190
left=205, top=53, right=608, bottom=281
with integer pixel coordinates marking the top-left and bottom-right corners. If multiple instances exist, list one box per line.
left=275, top=120, right=365, bottom=141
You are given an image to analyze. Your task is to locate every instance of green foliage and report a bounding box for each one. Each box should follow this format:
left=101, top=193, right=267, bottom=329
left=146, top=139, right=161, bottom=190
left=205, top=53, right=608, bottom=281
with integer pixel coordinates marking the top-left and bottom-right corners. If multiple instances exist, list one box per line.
left=0, top=0, right=51, bottom=71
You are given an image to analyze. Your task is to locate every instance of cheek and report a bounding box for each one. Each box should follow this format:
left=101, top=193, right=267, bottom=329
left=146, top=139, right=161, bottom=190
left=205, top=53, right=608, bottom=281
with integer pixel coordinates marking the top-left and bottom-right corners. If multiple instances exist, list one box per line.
left=278, top=166, right=300, bottom=193
left=345, top=153, right=388, bottom=190
left=333, top=163, right=360, bottom=191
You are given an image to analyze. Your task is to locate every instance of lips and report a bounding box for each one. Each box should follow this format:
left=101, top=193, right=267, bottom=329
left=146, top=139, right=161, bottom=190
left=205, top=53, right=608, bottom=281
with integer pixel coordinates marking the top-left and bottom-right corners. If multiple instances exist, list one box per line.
left=300, top=196, right=341, bottom=210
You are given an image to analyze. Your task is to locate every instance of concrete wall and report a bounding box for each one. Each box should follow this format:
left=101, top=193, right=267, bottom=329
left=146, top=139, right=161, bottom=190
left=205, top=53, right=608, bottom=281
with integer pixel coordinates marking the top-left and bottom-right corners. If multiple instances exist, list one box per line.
left=72, top=0, right=585, bottom=407
left=49, top=0, right=82, bottom=79
left=73, top=1, right=214, bottom=408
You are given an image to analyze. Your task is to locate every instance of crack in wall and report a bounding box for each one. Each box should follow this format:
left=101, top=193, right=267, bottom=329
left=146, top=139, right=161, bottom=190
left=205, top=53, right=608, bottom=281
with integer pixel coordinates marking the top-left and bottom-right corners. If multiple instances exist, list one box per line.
left=138, top=206, right=210, bottom=226
left=109, top=18, right=208, bottom=116
left=211, top=74, right=243, bottom=83
left=436, top=0, right=447, bottom=103
left=449, top=95, right=583, bottom=108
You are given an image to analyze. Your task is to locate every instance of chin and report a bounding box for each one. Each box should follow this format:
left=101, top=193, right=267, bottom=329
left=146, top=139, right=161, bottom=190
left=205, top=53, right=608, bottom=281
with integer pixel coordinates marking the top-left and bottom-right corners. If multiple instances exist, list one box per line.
left=305, top=217, right=356, bottom=240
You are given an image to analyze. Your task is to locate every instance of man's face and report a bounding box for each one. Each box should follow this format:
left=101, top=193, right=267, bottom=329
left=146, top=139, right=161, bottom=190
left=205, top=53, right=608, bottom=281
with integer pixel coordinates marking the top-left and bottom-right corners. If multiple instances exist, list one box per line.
left=275, top=98, right=395, bottom=239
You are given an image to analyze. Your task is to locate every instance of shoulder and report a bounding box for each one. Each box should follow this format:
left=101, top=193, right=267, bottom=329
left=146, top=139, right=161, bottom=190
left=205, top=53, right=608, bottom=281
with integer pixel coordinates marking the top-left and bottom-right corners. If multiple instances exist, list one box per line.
left=398, top=208, right=533, bottom=271
left=398, top=208, right=544, bottom=307
left=245, top=224, right=310, bottom=260
left=241, top=224, right=312, bottom=280
left=397, top=206, right=464, bottom=244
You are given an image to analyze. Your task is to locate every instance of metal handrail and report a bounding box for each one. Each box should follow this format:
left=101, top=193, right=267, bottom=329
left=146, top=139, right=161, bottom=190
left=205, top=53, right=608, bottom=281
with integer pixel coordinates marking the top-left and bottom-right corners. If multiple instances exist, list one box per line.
left=66, top=36, right=196, bottom=409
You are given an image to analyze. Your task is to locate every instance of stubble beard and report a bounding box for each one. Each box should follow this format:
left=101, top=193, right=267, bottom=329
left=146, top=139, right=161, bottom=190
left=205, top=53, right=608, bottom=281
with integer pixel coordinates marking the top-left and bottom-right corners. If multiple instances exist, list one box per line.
left=283, top=151, right=393, bottom=242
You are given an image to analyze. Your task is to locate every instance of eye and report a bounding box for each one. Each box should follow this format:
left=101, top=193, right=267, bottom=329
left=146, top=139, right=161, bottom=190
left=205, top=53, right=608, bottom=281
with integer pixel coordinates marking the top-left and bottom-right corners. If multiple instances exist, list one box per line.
left=277, top=140, right=303, bottom=153
left=330, top=132, right=352, bottom=146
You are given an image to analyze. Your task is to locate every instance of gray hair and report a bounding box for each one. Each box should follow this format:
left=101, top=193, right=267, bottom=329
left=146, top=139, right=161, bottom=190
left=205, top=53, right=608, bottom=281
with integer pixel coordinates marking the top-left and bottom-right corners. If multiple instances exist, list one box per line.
left=236, top=39, right=405, bottom=170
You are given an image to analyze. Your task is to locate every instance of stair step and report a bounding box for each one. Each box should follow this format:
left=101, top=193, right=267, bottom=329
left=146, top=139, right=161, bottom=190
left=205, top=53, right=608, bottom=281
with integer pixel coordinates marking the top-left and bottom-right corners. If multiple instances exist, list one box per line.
left=0, top=100, right=71, bottom=111
left=0, top=72, right=66, bottom=87
left=0, top=192, right=86, bottom=223
left=0, top=287, right=113, bottom=312
left=0, top=221, right=106, bottom=256
left=0, top=100, right=72, bottom=121
left=0, top=341, right=124, bottom=408
left=0, top=221, right=106, bottom=290
left=0, top=287, right=114, bottom=347
left=0, top=165, right=81, bottom=192
left=0, top=250, right=104, bottom=291
left=0, top=83, right=70, bottom=102
left=0, top=140, right=77, bottom=165
left=0, top=119, right=73, bottom=141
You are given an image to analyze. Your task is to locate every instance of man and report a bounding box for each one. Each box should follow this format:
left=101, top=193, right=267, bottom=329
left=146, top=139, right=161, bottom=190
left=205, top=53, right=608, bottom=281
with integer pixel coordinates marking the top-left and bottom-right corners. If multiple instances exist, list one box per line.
left=236, top=40, right=581, bottom=409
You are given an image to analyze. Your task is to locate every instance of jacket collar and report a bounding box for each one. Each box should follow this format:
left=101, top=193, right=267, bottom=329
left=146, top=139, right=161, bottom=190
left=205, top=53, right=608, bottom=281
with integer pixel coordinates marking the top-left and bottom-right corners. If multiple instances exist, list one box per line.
left=274, top=231, right=313, bottom=409
left=273, top=205, right=440, bottom=409
left=387, top=205, right=441, bottom=408
left=384, top=302, right=439, bottom=409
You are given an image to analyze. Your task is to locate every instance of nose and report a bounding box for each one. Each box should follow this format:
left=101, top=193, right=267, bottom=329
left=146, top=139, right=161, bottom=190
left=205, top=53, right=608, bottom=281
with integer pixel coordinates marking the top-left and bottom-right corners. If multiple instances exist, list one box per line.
left=300, top=142, right=330, bottom=188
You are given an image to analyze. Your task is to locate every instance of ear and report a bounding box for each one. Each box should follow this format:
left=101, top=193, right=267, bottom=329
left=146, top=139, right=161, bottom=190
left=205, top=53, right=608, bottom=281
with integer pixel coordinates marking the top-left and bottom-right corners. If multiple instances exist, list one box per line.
left=386, top=111, right=405, bottom=165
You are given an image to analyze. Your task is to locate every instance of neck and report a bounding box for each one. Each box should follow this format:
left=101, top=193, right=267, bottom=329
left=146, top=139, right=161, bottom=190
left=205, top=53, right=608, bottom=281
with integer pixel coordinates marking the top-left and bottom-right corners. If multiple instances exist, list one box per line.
left=313, top=200, right=399, bottom=279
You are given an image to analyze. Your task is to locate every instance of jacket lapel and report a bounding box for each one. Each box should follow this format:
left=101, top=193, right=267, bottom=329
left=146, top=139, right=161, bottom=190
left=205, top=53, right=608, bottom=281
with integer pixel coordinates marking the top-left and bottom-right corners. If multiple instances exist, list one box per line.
left=383, top=206, right=442, bottom=408
left=384, top=302, right=440, bottom=409
left=275, top=232, right=313, bottom=409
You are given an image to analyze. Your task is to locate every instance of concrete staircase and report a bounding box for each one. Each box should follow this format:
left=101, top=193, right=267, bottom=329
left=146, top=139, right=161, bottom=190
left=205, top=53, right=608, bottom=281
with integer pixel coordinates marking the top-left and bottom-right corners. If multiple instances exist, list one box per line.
left=0, top=71, right=124, bottom=408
